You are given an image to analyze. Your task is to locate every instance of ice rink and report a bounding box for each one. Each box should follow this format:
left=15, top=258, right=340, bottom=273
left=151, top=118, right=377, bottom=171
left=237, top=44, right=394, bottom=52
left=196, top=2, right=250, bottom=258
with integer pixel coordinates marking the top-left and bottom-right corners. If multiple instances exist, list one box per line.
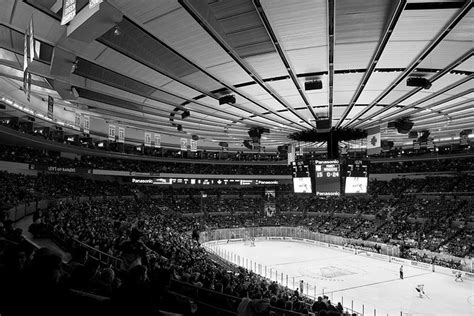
left=207, top=240, right=473, bottom=316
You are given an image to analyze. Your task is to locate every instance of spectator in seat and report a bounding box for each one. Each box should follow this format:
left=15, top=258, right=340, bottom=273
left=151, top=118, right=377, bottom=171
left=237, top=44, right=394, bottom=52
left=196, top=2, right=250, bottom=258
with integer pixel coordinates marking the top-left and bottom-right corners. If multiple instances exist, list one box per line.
left=112, top=264, right=155, bottom=315
left=312, top=296, right=327, bottom=313
left=119, top=228, right=147, bottom=273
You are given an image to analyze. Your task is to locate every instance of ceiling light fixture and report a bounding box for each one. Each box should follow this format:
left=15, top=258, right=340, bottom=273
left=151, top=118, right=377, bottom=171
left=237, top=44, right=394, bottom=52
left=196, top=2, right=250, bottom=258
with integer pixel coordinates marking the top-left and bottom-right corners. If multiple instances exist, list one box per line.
left=113, top=25, right=121, bottom=36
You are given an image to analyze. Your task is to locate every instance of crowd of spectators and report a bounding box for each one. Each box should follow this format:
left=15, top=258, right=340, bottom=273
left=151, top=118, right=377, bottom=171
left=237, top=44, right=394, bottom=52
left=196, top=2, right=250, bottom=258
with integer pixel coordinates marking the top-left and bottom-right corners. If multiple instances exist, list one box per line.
left=2, top=143, right=474, bottom=176
left=1, top=198, right=359, bottom=316
left=0, top=171, right=137, bottom=213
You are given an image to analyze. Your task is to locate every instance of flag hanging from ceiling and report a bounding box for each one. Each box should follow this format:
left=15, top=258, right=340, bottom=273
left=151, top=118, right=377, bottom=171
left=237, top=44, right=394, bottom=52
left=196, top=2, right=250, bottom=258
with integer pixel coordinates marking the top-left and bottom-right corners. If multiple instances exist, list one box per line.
left=366, top=126, right=381, bottom=155
left=28, top=17, right=35, bottom=63
left=23, top=29, right=28, bottom=95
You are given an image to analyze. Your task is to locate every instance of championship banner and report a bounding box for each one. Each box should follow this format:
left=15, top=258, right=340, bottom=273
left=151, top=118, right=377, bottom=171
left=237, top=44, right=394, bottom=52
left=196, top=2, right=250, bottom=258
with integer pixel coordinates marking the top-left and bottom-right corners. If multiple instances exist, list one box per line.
left=287, top=143, right=295, bottom=165
left=118, top=127, right=125, bottom=143
left=61, top=0, right=76, bottom=25
left=413, top=140, right=420, bottom=150
left=144, top=132, right=152, bottom=147
left=298, top=145, right=304, bottom=156
left=47, top=96, right=54, bottom=119
left=83, top=115, right=90, bottom=133
left=108, top=124, right=116, bottom=141
left=366, top=126, right=381, bottom=155
left=154, top=134, right=161, bottom=148
left=191, top=140, right=197, bottom=152
left=427, top=139, right=434, bottom=149
left=89, top=0, right=102, bottom=9
left=74, top=112, right=81, bottom=127
left=180, top=138, right=188, bottom=151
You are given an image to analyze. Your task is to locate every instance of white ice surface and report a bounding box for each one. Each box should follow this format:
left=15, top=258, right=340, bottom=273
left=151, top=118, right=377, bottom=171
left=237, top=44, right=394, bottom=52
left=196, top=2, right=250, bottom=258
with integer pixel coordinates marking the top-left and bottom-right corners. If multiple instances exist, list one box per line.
left=209, top=240, right=474, bottom=316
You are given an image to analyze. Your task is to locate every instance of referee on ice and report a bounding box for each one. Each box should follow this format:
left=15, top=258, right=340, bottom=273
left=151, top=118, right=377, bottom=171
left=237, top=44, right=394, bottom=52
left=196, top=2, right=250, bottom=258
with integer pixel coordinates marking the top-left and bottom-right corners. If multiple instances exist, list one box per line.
left=399, top=265, right=404, bottom=279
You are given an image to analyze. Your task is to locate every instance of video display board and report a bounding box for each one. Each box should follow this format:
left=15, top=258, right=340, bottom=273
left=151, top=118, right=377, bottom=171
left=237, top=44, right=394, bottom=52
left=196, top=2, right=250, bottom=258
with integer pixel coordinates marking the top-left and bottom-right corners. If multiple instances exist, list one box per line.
left=130, top=178, right=278, bottom=186
left=344, top=160, right=369, bottom=194
left=314, top=160, right=340, bottom=196
left=291, top=161, right=312, bottom=193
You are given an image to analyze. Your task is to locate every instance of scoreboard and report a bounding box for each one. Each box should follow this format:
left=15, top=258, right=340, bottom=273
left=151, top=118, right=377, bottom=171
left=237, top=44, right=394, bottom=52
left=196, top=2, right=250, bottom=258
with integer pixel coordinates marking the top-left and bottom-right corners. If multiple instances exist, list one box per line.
left=313, top=160, right=340, bottom=196
left=344, top=160, right=369, bottom=194
left=291, top=161, right=312, bottom=193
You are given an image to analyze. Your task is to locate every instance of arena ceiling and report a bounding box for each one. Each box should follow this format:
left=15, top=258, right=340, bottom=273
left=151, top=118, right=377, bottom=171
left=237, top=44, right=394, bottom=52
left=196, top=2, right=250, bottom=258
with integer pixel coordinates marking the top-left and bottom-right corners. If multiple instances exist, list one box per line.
left=0, top=0, right=473, bottom=150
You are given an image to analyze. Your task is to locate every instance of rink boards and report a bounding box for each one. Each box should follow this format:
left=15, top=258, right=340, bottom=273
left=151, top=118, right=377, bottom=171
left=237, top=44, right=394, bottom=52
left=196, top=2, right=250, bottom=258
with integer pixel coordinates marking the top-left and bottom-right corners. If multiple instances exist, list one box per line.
left=204, top=237, right=474, bottom=316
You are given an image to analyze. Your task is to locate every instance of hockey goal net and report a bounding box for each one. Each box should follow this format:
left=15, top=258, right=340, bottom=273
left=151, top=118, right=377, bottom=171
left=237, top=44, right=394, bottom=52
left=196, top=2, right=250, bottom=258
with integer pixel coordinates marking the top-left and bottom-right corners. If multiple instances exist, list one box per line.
left=243, top=230, right=255, bottom=247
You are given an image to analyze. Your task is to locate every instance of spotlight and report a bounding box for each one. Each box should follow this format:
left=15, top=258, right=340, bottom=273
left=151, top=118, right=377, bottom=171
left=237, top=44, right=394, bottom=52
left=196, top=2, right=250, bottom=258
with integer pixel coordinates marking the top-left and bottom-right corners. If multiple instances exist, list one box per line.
left=304, top=79, right=322, bottom=90
left=219, top=95, right=236, bottom=105
left=181, top=110, right=190, bottom=120
left=113, top=25, right=121, bottom=36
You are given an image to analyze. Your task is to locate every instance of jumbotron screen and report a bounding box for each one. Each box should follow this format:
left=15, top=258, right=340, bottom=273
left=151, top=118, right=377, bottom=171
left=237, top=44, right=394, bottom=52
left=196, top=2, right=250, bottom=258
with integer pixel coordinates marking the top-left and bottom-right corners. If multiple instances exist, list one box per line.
left=345, top=177, right=368, bottom=194
left=314, top=160, right=340, bottom=196
left=345, top=160, right=369, bottom=194
left=293, top=177, right=312, bottom=193
left=291, top=161, right=312, bottom=193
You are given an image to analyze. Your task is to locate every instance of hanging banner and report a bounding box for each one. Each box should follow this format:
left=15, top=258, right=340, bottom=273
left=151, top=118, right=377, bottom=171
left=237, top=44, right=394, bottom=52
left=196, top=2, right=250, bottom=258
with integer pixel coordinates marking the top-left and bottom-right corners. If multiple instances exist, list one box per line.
left=27, top=72, right=32, bottom=102
left=154, top=134, right=161, bottom=148
left=180, top=138, right=188, bottom=151
left=108, top=124, right=116, bottom=141
left=144, top=132, right=152, bottom=147
left=190, top=140, right=197, bottom=152
left=74, top=112, right=81, bottom=127
left=23, top=31, right=28, bottom=95
left=47, top=96, right=54, bottom=119
left=413, top=140, right=420, bottom=150
left=287, top=143, right=295, bottom=165
left=366, top=126, right=381, bottom=155
left=61, top=0, right=76, bottom=25
left=88, top=0, right=102, bottom=9
left=83, top=115, right=90, bottom=133
left=29, top=17, right=35, bottom=62
left=427, top=139, right=434, bottom=149
left=23, top=31, right=28, bottom=72
left=118, top=127, right=125, bottom=143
